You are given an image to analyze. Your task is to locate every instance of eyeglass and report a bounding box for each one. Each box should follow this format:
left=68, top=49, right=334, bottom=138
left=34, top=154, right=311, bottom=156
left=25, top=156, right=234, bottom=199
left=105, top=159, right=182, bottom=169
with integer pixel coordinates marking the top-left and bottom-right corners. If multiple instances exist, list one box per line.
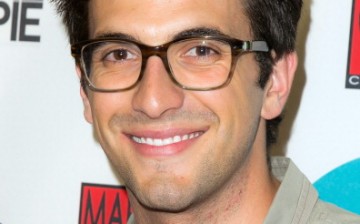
left=71, top=36, right=269, bottom=92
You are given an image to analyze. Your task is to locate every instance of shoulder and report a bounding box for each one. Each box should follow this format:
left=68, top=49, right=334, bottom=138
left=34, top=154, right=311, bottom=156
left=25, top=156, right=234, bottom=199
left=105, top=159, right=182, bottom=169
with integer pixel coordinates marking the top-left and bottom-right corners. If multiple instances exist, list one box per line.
left=309, top=200, right=360, bottom=224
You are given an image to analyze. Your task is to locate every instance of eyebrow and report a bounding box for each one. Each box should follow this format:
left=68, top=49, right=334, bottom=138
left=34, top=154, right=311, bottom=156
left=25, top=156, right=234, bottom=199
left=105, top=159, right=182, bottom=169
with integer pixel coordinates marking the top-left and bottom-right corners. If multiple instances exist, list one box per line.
left=172, top=27, right=232, bottom=40
left=95, top=32, right=138, bottom=41
left=94, top=27, right=232, bottom=44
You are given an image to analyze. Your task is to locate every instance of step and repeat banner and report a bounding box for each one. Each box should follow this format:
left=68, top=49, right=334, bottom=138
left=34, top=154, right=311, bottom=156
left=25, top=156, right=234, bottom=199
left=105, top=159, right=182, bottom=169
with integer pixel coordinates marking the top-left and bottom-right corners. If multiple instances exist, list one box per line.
left=0, top=0, right=359, bottom=223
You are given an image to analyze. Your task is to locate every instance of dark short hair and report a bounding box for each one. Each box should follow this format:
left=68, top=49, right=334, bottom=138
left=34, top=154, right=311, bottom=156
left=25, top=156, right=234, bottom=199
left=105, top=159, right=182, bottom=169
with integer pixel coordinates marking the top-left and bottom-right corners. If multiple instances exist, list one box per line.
left=51, top=0, right=303, bottom=158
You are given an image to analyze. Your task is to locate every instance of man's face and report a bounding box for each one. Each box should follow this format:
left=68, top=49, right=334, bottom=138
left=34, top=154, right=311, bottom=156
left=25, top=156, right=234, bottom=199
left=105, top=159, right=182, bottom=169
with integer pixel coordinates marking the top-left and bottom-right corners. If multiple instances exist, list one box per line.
left=84, top=0, right=268, bottom=211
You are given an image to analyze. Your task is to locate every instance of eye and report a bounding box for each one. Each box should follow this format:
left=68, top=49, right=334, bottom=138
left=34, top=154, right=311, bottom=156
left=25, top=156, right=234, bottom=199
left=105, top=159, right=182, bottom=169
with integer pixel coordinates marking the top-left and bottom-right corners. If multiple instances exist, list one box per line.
left=184, top=46, right=219, bottom=57
left=104, top=49, right=137, bottom=62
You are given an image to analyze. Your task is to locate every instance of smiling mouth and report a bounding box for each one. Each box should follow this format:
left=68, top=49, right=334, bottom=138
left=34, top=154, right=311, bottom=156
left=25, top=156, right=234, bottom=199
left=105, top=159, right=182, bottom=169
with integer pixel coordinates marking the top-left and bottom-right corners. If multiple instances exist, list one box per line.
left=131, top=131, right=203, bottom=147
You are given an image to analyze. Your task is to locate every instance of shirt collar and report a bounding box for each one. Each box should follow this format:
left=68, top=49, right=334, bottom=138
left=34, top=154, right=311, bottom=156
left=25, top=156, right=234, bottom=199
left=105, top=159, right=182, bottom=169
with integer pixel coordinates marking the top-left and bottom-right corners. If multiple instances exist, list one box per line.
left=264, top=157, right=318, bottom=224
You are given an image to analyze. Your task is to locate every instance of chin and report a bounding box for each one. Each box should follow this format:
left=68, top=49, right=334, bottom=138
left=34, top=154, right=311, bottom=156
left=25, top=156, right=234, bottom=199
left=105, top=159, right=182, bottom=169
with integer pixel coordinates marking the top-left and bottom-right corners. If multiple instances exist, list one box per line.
left=131, top=179, right=197, bottom=213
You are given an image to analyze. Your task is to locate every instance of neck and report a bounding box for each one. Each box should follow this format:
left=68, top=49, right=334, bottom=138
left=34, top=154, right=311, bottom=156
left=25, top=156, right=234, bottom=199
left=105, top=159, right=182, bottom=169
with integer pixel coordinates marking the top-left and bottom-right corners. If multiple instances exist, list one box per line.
left=129, top=119, right=279, bottom=224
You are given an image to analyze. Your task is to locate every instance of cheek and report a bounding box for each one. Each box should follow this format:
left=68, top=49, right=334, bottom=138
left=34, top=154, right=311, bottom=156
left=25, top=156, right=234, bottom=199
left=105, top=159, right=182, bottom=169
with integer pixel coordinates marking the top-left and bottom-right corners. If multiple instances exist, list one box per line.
left=202, top=56, right=264, bottom=137
left=88, top=93, right=135, bottom=175
left=88, top=92, right=131, bottom=146
left=90, top=92, right=131, bottom=123
left=91, top=96, right=115, bottom=128
left=231, top=55, right=264, bottom=112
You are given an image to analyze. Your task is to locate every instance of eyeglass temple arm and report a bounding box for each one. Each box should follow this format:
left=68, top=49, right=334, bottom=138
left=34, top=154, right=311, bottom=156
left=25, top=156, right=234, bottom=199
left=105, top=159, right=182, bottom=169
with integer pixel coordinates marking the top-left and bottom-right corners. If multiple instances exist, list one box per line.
left=243, top=41, right=269, bottom=52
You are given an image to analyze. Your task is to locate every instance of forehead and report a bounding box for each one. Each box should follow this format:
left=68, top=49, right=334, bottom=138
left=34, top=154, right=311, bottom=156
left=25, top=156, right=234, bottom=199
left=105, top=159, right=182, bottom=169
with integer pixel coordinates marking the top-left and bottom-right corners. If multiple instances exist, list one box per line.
left=88, top=0, right=251, bottom=43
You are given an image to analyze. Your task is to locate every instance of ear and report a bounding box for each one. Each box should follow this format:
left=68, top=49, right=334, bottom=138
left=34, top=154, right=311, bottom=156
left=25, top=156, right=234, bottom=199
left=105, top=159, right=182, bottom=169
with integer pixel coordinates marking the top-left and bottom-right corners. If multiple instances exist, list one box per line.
left=76, top=66, right=93, bottom=124
left=261, top=52, right=298, bottom=119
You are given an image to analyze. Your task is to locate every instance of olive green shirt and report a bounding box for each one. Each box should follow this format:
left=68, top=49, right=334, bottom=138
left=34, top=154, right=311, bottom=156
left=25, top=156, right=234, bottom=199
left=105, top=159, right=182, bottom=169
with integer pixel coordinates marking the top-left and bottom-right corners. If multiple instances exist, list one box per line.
left=265, top=157, right=360, bottom=223
left=127, top=157, right=360, bottom=224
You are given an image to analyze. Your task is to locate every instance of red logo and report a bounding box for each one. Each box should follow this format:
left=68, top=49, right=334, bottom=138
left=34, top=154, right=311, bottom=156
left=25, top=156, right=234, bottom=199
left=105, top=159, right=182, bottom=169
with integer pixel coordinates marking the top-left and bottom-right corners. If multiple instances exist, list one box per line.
left=79, top=183, right=132, bottom=224
left=346, top=0, right=360, bottom=88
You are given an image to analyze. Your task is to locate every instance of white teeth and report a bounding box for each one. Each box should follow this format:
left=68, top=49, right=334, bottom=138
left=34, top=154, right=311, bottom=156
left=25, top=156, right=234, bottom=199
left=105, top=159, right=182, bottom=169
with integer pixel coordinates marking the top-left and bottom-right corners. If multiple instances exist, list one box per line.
left=163, top=137, right=173, bottom=145
left=154, top=139, right=162, bottom=146
left=132, top=132, right=202, bottom=146
left=182, top=135, right=189, bottom=141
left=146, top=138, right=153, bottom=145
left=173, top=135, right=181, bottom=143
left=133, top=137, right=141, bottom=144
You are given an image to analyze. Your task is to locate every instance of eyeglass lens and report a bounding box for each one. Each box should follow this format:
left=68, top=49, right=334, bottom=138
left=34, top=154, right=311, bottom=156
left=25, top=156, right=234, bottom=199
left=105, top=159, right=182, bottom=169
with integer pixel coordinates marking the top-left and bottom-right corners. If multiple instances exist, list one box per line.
left=81, top=38, right=233, bottom=91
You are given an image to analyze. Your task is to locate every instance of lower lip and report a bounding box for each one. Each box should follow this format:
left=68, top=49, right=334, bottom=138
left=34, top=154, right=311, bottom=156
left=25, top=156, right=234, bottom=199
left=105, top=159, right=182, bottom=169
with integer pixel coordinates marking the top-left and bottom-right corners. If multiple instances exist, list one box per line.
left=130, top=136, right=200, bottom=157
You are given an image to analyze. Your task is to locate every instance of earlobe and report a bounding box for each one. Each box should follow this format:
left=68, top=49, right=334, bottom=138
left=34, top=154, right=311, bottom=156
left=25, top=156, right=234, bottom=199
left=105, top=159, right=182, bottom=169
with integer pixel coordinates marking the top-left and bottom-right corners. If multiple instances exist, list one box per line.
left=76, top=66, right=93, bottom=124
left=261, top=52, right=298, bottom=120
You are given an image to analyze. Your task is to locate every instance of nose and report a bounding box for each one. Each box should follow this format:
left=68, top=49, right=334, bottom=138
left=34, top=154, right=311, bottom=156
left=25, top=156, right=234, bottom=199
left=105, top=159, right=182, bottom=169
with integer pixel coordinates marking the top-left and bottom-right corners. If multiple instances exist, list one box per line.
left=132, top=56, right=184, bottom=118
